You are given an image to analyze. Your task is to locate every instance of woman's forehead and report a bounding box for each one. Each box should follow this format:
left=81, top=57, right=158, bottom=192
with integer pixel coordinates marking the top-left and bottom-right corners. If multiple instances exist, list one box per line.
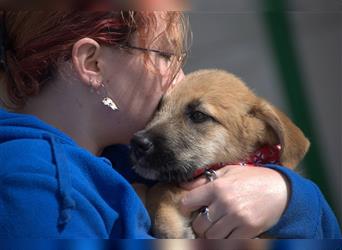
left=136, top=13, right=176, bottom=50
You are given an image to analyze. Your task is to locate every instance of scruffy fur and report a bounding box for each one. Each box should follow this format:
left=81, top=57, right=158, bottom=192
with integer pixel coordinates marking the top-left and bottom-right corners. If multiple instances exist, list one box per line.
left=131, top=69, right=310, bottom=238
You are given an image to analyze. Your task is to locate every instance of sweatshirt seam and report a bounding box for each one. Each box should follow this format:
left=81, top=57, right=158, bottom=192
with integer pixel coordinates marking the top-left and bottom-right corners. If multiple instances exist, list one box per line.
left=72, top=188, right=113, bottom=237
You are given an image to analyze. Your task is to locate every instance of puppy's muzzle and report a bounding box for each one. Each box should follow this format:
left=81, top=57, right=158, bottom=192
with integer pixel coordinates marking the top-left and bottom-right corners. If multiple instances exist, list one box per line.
left=131, top=132, right=154, bottom=160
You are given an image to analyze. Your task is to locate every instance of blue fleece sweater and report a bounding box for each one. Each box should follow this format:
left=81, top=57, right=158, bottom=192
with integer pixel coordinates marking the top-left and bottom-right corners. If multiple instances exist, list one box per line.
left=0, top=108, right=152, bottom=239
left=103, top=145, right=342, bottom=239
left=0, top=108, right=340, bottom=239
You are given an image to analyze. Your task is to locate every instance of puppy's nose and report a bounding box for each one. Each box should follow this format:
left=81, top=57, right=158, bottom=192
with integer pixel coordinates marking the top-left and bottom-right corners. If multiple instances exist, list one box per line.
left=131, top=133, right=154, bottom=159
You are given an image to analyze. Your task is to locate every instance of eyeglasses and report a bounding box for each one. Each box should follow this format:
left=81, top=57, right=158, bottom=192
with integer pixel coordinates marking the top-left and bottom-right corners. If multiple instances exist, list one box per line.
left=119, top=44, right=188, bottom=63
left=118, top=43, right=188, bottom=84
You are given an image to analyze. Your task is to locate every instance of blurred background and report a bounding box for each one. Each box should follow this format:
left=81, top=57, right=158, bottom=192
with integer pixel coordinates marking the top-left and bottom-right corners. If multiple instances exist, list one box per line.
left=183, top=0, right=341, bottom=223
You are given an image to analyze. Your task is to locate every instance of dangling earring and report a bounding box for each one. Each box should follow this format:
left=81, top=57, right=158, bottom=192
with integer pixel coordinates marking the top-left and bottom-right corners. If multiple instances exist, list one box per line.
left=89, top=79, right=119, bottom=111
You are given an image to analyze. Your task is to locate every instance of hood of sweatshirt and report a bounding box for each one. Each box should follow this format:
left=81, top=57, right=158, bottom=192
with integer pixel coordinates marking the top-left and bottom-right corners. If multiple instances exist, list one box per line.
left=0, top=108, right=152, bottom=238
left=0, top=108, right=81, bottom=226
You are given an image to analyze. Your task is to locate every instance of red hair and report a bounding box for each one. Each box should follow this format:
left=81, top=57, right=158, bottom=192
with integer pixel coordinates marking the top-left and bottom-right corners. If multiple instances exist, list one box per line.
left=0, top=11, right=189, bottom=108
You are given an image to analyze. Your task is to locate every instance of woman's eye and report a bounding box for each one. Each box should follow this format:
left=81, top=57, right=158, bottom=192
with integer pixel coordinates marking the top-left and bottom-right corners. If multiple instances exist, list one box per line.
left=188, top=111, right=212, bottom=123
left=158, top=52, right=172, bottom=61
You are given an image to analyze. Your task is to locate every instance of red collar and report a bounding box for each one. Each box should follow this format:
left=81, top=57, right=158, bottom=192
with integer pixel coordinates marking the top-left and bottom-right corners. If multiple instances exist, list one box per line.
left=193, top=144, right=281, bottom=178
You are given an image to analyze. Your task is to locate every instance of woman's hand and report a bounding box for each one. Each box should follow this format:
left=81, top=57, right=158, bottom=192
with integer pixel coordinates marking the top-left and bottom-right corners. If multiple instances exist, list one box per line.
left=179, top=165, right=290, bottom=239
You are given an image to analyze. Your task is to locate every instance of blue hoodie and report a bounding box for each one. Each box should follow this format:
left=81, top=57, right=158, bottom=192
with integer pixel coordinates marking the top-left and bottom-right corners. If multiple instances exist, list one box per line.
left=103, top=147, right=342, bottom=239
left=0, top=108, right=152, bottom=239
left=0, top=108, right=340, bottom=239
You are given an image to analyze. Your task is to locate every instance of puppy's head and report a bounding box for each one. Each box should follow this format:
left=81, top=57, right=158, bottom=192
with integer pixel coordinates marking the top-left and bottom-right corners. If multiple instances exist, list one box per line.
left=131, top=69, right=310, bottom=183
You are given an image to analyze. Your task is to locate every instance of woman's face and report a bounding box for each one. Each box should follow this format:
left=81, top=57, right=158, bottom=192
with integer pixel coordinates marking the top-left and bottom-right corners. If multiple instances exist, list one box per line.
left=99, top=23, right=185, bottom=144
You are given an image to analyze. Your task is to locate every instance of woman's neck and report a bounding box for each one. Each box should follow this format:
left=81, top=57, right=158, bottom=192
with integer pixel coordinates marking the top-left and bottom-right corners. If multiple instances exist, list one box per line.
left=17, top=81, right=104, bottom=156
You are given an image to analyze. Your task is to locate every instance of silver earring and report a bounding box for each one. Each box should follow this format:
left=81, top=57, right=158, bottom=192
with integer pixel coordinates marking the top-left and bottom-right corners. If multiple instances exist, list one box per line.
left=102, top=96, right=119, bottom=111
left=90, top=79, right=119, bottom=111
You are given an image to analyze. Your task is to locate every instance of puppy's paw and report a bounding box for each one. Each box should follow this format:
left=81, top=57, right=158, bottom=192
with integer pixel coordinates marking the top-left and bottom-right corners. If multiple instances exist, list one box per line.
left=152, top=216, right=195, bottom=239
left=146, top=183, right=195, bottom=239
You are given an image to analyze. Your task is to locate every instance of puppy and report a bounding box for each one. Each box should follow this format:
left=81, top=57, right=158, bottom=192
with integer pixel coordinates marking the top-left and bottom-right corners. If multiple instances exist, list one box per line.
left=130, top=69, right=310, bottom=238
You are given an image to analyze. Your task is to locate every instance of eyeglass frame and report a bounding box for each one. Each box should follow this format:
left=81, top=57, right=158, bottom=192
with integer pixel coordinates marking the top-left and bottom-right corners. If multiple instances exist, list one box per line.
left=118, top=43, right=188, bottom=84
left=118, top=44, right=188, bottom=63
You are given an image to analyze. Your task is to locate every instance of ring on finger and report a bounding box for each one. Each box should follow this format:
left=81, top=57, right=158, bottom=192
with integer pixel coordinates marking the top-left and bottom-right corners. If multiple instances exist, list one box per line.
left=199, top=206, right=213, bottom=223
left=204, top=169, right=218, bottom=182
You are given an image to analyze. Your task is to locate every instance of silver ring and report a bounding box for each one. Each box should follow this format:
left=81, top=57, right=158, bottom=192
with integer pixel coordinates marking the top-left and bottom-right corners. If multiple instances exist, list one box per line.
left=199, top=206, right=213, bottom=222
left=239, top=162, right=247, bottom=167
left=204, top=169, right=217, bottom=182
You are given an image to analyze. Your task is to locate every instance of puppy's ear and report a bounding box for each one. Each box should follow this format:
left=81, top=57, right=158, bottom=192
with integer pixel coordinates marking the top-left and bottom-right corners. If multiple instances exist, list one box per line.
left=251, top=99, right=310, bottom=169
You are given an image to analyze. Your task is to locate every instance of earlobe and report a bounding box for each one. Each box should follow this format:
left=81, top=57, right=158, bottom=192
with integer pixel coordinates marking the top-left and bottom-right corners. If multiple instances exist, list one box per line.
left=72, top=38, right=102, bottom=87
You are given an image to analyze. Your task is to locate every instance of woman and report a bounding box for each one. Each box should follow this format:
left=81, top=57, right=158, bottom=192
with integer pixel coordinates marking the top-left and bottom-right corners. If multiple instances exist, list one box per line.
left=0, top=11, right=340, bottom=239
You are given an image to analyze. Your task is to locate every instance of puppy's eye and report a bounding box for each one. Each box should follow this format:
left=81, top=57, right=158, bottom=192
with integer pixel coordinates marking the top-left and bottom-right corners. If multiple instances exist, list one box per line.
left=188, top=111, right=213, bottom=123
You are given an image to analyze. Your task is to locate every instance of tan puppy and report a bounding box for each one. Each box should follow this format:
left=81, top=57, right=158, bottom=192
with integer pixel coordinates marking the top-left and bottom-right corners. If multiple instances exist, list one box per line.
left=130, top=69, right=310, bottom=238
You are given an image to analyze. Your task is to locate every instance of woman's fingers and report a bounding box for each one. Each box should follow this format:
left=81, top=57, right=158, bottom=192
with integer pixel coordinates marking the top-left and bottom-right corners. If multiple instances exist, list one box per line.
left=179, top=182, right=215, bottom=213
left=204, top=212, right=259, bottom=239
left=191, top=209, right=213, bottom=238
left=191, top=202, right=226, bottom=238
left=204, top=214, right=236, bottom=239
left=180, top=165, right=241, bottom=190
left=180, top=164, right=283, bottom=239
left=179, top=176, right=208, bottom=190
left=226, top=227, right=259, bottom=239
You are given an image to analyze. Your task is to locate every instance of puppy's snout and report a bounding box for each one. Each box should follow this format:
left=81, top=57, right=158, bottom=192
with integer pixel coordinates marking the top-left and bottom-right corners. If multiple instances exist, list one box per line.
left=131, top=132, right=154, bottom=159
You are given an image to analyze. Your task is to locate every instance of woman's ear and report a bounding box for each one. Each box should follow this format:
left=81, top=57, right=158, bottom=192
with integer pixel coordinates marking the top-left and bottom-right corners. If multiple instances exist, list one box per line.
left=251, top=99, right=310, bottom=169
left=72, top=38, right=102, bottom=87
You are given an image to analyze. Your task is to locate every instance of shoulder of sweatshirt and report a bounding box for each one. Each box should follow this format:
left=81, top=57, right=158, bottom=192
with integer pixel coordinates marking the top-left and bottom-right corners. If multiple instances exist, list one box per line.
left=0, top=137, right=56, bottom=176
left=0, top=135, right=114, bottom=178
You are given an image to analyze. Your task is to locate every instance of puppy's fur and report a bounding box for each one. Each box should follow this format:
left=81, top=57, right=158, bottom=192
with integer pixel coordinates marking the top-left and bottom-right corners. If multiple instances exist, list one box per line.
left=131, top=69, right=310, bottom=238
